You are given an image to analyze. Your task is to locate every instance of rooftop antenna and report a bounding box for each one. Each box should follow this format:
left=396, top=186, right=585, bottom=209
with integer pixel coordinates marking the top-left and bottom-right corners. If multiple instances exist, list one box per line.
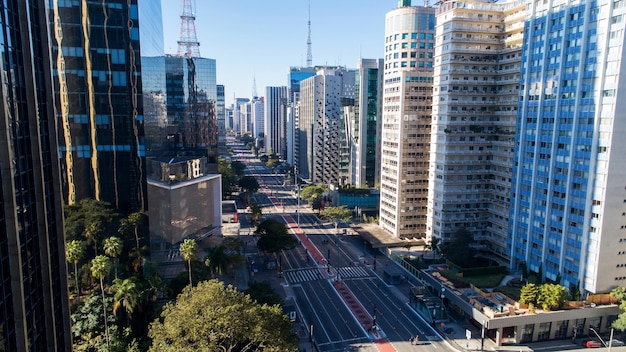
left=306, top=0, right=313, bottom=67
left=177, top=0, right=201, bottom=57
left=252, top=75, right=257, bottom=98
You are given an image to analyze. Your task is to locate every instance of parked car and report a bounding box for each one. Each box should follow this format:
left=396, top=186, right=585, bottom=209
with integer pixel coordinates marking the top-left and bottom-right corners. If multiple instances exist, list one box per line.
left=582, top=339, right=603, bottom=348
left=611, top=339, right=624, bottom=347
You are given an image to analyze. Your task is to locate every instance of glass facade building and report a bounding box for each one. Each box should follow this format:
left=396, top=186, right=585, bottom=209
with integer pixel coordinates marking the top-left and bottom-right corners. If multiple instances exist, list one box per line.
left=265, top=87, right=288, bottom=158
left=0, top=1, right=71, bottom=350
left=353, top=58, right=383, bottom=188
left=509, top=0, right=626, bottom=294
left=142, top=55, right=217, bottom=160
left=51, top=0, right=147, bottom=214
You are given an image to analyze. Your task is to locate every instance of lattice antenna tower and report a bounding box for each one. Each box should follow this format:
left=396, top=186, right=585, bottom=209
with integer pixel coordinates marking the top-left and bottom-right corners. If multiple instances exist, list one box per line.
left=252, top=74, right=258, bottom=98
left=306, top=0, right=313, bottom=67
left=177, top=0, right=201, bottom=57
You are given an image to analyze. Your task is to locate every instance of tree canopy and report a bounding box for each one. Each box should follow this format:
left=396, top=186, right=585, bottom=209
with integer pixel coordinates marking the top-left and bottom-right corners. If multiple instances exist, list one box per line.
left=320, top=206, right=352, bottom=229
left=538, top=283, right=568, bottom=311
left=439, top=227, right=476, bottom=267
left=519, top=282, right=569, bottom=311
left=254, top=219, right=297, bottom=253
left=610, top=286, right=626, bottom=331
left=299, top=184, right=327, bottom=205
left=239, top=176, right=260, bottom=195
left=148, top=280, right=297, bottom=352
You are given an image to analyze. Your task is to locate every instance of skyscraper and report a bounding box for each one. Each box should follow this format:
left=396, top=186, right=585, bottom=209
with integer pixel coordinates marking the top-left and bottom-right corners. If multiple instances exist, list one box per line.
left=141, top=55, right=217, bottom=159
left=252, top=96, right=265, bottom=141
left=299, top=67, right=355, bottom=184
left=352, top=58, right=383, bottom=188
left=265, top=86, right=288, bottom=158
left=428, top=0, right=524, bottom=257
left=379, top=2, right=435, bottom=239
left=217, top=84, right=226, bottom=155
left=509, top=0, right=626, bottom=294
left=51, top=0, right=147, bottom=214
left=0, top=1, right=71, bottom=350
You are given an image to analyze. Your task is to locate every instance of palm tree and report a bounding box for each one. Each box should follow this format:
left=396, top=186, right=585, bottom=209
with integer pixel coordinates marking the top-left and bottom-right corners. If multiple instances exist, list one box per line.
left=103, top=236, right=123, bottom=279
left=65, top=240, right=85, bottom=300
left=179, top=239, right=198, bottom=286
left=430, top=237, right=441, bottom=260
left=119, top=212, right=144, bottom=251
left=111, top=278, right=141, bottom=320
left=119, top=212, right=145, bottom=273
left=91, top=255, right=112, bottom=350
left=205, top=244, right=232, bottom=277
left=85, top=220, right=104, bottom=255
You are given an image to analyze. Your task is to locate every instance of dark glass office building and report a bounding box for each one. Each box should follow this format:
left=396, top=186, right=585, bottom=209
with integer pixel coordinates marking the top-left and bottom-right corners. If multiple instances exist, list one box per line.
left=0, top=1, right=72, bottom=350
left=51, top=0, right=147, bottom=214
left=142, top=55, right=217, bottom=160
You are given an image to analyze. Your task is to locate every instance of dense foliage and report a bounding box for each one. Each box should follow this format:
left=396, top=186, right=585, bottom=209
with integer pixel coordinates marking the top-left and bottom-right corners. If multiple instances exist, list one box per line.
left=254, top=219, right=297, bottom=253
left=148, top=280, right=298, bottom=351
left=610, top=286, right=626, bottom=331
left=64, top=200, right=157, bottom=351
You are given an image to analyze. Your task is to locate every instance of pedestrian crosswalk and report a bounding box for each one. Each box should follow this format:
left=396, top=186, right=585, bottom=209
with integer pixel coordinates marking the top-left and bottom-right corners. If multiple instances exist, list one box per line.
left=284, top=266, right=372, bottom=284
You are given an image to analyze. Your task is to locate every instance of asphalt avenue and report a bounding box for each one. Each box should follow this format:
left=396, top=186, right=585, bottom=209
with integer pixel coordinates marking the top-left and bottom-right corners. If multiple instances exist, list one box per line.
left=226, top=138, right=626, bottom=352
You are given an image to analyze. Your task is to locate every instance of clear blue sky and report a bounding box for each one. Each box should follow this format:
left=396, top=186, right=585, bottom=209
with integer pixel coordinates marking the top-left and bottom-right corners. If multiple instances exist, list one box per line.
left=160, top=1, right=399, bottom=105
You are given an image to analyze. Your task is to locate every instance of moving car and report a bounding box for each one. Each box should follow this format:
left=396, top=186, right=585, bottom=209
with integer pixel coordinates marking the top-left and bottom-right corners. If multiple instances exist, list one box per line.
left=582, top=339, right=603, bottom=348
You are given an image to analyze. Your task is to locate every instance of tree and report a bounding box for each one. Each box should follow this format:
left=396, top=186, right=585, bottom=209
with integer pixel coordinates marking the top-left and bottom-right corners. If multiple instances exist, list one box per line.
left=104, top=236, right=123, bottom=279
left=439, top=227, right=476, bottom=267
left=244, top=281, right=283, bottom=306
left=91, top=255, right=112, bottom=350
left=111, top=278, right=141, bottom=319
left=66, top=240, right=85, bottom=300
left=239, top=176, right=260, bottom=194
left=429, top=237, right=441, bottom=260
left=71, top=292, right=125, bottom=352
left=179, top=239, right=199, bottom=287
left=231, top=160, right=246, bottom=177
left=320, top=206, right=352, bottom=230
left=250, top=201, right=263, bottom=225
left=148, top=280, right=297, bottom=351
left=255, top=219, right=297, bottom=253
left=300, top=184, right=327, bottom=210
left=519, top=283, right=539, bottom=305
left=119, top=212, right=145, bottom=252
left=205, top=244, right=227, bottom=277
left=85, top=220, right=105, bottom=255
left=538, top=283, right=568, bottom=311
left=119, top=212, right=147, bottom=274
left=610, top=286, right=626, bottom=331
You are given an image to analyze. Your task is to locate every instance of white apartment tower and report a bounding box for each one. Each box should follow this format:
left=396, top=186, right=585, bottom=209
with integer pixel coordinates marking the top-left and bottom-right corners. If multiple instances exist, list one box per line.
left=379, top=3, right=436, bottom=239
left=427, top=0, right=525, bottom=256
left=299, top=67, right=355, bottom=184
left=252, top=96, right=264, bottom=140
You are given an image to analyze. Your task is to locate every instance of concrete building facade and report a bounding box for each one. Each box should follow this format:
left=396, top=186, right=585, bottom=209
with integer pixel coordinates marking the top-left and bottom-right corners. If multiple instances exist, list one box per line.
left=428, top=0, right=525, bottom=258
left=379, top=4, right=436, bottom=239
